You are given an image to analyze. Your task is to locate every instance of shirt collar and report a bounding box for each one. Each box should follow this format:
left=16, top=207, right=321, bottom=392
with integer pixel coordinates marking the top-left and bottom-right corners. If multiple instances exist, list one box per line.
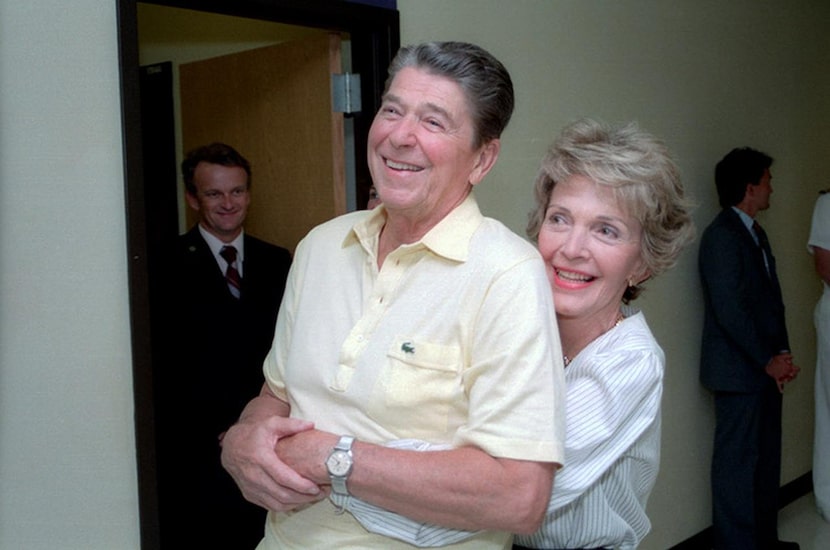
left=730, top=206, right=760, bottom=246
left=731, top=205, right=755, bottom=230
left=344, top=193, right=484, bottom=263
left=199, top=224, right=245, bottom=263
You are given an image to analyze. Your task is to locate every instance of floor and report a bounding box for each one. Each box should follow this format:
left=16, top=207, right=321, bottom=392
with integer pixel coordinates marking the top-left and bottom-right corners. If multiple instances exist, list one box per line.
left=777, top=492, right=830, bottom=549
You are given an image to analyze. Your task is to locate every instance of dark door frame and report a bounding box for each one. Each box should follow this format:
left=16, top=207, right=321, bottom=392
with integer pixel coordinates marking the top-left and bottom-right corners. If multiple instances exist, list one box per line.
left=115, top=2, right=399, bottom=547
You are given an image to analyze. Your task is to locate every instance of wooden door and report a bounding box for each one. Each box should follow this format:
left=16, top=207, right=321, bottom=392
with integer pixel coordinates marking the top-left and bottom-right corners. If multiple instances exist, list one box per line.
left=180, top=34, right=345, bottom=252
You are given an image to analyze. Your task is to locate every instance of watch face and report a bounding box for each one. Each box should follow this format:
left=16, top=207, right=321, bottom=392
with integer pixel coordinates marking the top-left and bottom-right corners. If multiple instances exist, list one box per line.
left=326, top=450, right=353, bottom=476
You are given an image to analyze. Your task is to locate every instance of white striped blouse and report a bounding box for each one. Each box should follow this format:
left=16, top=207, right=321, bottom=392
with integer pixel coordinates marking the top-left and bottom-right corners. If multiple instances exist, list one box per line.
left=515, top=309, right=664, bottom=550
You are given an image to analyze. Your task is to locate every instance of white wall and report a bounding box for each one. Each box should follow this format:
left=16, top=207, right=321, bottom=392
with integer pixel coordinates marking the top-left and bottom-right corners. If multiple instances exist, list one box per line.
left=0, top=1, right=827, bottom=549
left=399, top=1, right=830, bottom=548
left=0, top=1, right=140, bottom=549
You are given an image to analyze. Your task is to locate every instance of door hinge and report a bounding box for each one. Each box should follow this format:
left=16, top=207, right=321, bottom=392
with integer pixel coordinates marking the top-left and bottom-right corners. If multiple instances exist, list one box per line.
left=332, top=73, right=362, bottom=114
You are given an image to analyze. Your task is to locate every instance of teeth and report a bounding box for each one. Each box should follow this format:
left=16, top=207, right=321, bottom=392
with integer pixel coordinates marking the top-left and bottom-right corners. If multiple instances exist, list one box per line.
left=557, top=269, right=592, bottom=282
left=386, top=159, right=422, bottom=171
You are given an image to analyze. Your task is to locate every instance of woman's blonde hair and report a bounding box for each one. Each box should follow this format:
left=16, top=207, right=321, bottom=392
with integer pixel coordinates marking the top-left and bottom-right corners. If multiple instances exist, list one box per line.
left=527, top=118, right=696, bottom=302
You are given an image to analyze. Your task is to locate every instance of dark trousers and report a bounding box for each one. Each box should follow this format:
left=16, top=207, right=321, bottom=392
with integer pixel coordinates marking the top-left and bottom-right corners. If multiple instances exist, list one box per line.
left=711, top=383, right=783, bottom=550
left=156, top=431, right=266, bottom=549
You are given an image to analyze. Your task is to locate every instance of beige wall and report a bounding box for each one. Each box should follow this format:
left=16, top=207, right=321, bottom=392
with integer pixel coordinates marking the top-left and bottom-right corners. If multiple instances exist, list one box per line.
left=0, top=1, right=827, bottom=549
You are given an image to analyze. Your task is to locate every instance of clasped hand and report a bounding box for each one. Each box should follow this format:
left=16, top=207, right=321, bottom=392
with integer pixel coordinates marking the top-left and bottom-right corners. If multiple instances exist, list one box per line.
left=765, top=353, right=800, bottom=393
left=220, top=413, right=326, bottom=513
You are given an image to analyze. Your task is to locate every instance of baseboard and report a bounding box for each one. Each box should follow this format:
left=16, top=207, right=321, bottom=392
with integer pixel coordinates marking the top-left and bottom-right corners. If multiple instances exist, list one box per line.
left=668, top=472, right=813, bottom=549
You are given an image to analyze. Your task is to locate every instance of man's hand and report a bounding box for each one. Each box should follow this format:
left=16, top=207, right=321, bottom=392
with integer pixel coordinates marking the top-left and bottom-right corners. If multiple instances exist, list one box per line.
left=221, top=410, right=324, bottom=512
left=765, top=353, right=800, bottom=392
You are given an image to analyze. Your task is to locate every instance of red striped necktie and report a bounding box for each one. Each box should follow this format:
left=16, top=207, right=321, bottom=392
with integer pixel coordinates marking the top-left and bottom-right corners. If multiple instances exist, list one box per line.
left=219, top=245, right=242, bottom=299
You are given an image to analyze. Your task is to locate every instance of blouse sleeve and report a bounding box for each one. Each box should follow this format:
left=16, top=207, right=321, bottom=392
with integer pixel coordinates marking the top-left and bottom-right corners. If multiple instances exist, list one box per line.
left=548, top=343, right=663, bottom=511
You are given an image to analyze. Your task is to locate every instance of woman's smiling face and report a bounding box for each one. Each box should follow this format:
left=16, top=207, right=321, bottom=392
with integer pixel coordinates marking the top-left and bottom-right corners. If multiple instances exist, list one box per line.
left=537, top=175, right=647, bottom=323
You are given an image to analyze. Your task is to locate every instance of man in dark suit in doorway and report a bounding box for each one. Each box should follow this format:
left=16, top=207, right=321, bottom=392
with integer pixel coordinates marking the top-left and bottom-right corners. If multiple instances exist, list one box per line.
left=699, top=147, right=800, bottom=550
left=155, top=142, right=292, bottom=548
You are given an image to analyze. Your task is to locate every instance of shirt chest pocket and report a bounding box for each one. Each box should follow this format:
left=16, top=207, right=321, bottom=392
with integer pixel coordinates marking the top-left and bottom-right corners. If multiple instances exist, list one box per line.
left=367, top=337, right=462, bottom=439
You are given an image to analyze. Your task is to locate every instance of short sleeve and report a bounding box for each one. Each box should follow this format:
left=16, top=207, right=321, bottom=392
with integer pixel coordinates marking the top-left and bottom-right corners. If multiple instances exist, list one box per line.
left=808, top=194, right=830, bottom=254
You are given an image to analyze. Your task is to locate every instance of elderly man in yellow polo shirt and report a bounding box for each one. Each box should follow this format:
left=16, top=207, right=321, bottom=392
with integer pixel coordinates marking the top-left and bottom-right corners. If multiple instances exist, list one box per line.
left=221, top=41, right=565, bottom=549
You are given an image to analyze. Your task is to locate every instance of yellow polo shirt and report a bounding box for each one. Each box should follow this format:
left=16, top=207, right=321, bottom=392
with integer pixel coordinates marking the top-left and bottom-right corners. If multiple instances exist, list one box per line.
left=260, top=193, right=564, bottom=549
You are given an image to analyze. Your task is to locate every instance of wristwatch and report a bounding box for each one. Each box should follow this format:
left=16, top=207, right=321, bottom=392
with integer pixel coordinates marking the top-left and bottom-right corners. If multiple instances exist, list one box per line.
left=325, top=435, right=355, bottom=513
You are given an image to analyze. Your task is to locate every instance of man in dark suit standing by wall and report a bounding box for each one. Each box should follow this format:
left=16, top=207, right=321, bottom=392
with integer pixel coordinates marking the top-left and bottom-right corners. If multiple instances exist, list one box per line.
left=699, top=147, right=800, bottom=550
left=155, top=142, right=292, bottom=548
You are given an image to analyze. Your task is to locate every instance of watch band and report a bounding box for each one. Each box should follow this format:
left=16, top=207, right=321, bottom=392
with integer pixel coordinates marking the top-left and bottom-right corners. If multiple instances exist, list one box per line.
left=329, top=435, right=354, bottom=494
left=327, top=435, right=355, bottom=514
left=329, top=490, right=351, bottom=514
left=331, top=474, right=350, bottom=496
